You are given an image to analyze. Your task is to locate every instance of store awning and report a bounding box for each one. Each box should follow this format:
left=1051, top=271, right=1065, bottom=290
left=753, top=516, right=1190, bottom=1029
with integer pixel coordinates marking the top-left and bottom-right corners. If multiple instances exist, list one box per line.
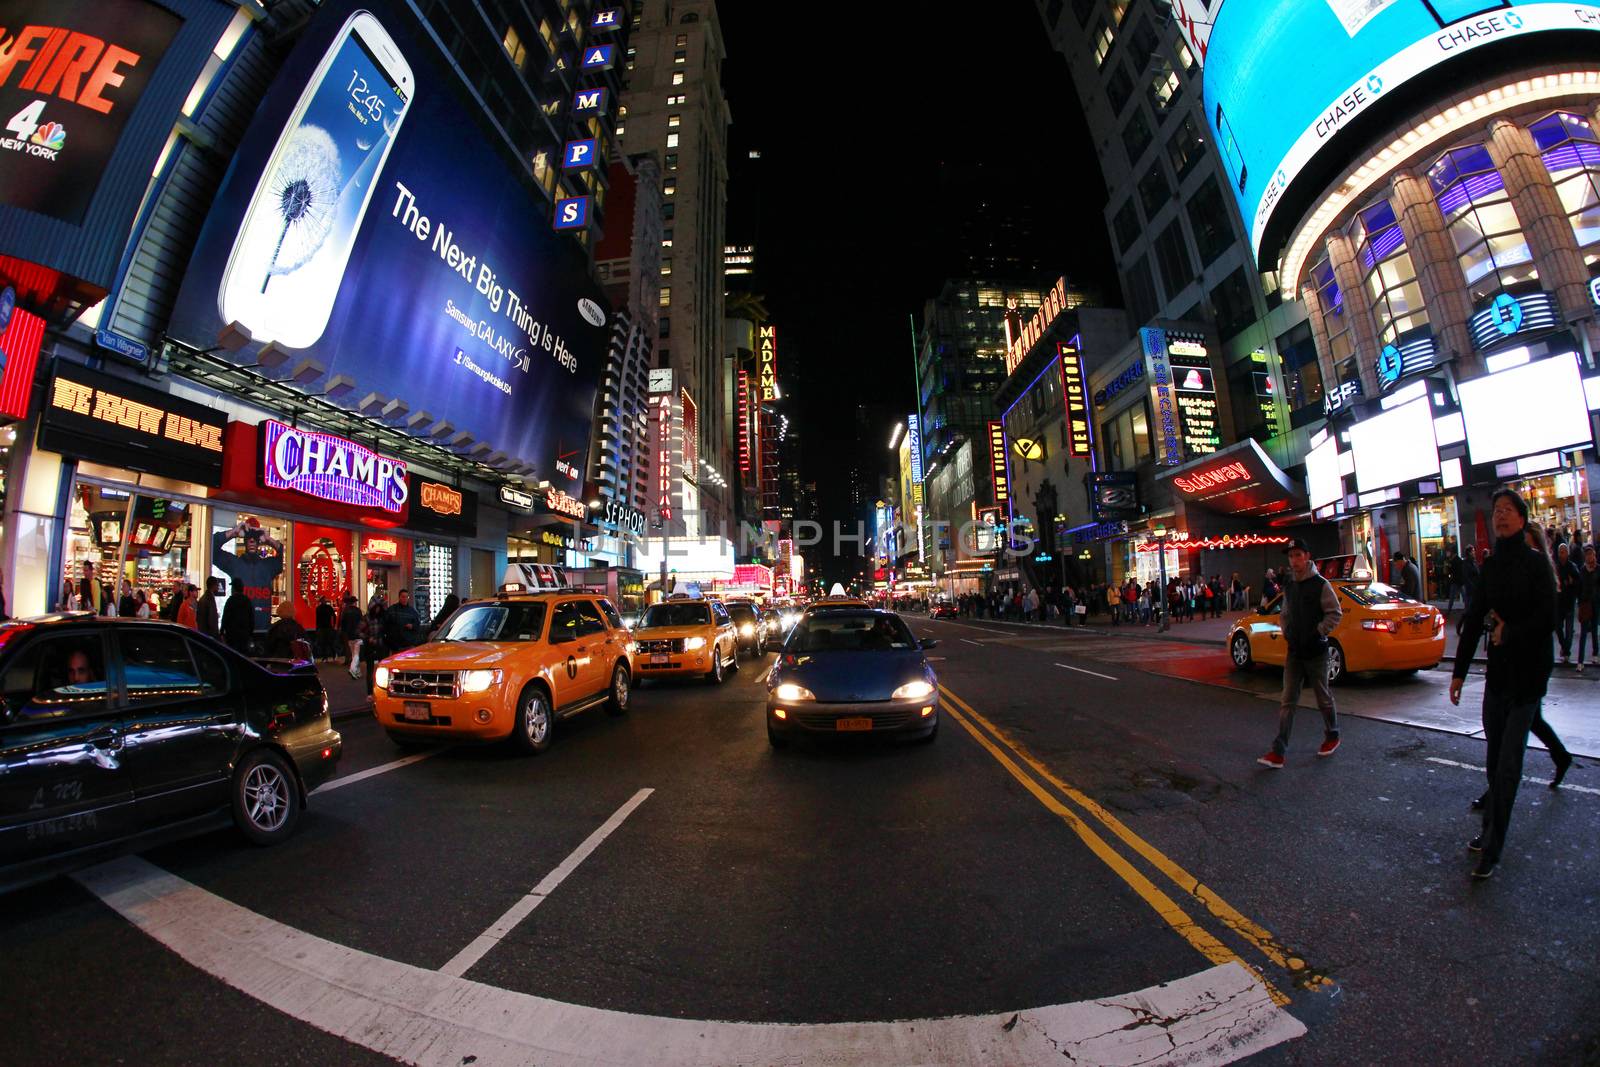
left=1158, top=438, right=1304, bottom=518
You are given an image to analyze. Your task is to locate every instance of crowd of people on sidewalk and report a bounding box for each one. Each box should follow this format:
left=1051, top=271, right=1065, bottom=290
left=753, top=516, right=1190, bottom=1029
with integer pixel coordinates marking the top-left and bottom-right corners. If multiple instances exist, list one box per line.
left=944, top=572, right=1251, bottom=629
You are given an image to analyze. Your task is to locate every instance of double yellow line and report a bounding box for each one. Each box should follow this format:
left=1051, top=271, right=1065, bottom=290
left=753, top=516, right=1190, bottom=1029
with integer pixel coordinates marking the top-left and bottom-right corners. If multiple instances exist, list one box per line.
left=938, top=683, right=1331, bottom=1007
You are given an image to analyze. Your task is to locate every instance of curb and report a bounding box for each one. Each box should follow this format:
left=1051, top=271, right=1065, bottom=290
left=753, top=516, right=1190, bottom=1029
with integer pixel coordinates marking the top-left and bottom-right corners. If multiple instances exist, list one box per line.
left=331, top=703, right=372, bottom=724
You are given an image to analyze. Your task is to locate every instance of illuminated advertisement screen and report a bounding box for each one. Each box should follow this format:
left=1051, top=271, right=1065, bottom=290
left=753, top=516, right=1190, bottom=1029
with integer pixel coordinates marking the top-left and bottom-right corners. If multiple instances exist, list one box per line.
left=38, top=360, right=226, bottom=485
left=1060, top=347, right=1091, bottom=458
left=1348, top=396, right=1440, bottom=492
left=988, top=420, right=1009, bottom=504
left=169, top=0, right=608, bottom=479
left=1458, top=353, right=1592, bottom=465
left=1305, top=435, right=1344, bottom=510
left=1202, top=0, right=1600, bottom=260
left=0, top=0, right=182, bottom=224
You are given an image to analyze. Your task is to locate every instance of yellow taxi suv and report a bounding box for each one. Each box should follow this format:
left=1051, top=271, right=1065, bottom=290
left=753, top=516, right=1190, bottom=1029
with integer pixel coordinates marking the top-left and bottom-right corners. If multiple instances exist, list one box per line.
left=1227, top=569, right=1445, bottom=684
left=373, top=584, right=633, bottom=755
left=631, top=595, right=738, bottom=684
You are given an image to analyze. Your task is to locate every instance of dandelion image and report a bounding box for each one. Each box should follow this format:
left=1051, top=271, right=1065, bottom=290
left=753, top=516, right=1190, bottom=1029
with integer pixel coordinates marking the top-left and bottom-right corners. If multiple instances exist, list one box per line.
left=261, top=125, right=341, bottom=293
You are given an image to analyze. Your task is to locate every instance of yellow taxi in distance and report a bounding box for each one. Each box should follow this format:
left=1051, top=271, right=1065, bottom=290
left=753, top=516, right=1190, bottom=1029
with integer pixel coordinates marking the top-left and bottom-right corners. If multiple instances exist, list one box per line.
left=804, top=595, right=871, bottom=613
left=373, top=585, right=634, bottom=755
left=1227, top=557, right=1445, bottom=684
left=632, top=595, right=739, bottom=684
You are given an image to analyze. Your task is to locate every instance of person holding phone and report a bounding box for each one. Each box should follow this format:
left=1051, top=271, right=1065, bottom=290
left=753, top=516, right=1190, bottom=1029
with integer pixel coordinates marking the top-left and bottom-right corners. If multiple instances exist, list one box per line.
left=1449, top=488, right=1557, bottom=881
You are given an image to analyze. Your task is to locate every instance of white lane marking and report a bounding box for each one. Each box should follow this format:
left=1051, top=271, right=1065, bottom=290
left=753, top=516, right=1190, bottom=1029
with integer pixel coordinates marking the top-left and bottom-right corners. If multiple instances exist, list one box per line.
left=439, top=787, right=654, bottom=978
left=961, top=638, right=984, bottom=645
left=73, top=856, right=1304, bottom=1066
left=1055, top=662, right=1118, bottom=681
left=312, top=751, right=438, bottom=795
left=1424, top=756, right=1600, bottom=796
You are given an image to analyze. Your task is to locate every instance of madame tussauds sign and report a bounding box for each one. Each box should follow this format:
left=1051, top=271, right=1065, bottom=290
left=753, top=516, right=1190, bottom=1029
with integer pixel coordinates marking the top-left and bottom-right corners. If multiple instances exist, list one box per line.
left=261, top=420, right=409, bottom=513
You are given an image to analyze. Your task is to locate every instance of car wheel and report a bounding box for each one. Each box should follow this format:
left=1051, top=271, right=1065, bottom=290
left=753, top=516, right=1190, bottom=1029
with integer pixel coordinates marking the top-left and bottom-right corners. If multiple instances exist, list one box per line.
left=1230, top=632, right=1253, bottom=670
left=707, top=648, right=725, bottom=685
left=1326, top=641, right=1346, bottom=686
left=232, top=749, right=301, bottom=846
left=512, top=684, right=553, bottom=754
left=767, top=723, right=788, bottom=748
left=385, top=730, right=429, bottom=751
left=606, top=663, right=630, bottom=716
left=728, top=642, right=740, bottom=672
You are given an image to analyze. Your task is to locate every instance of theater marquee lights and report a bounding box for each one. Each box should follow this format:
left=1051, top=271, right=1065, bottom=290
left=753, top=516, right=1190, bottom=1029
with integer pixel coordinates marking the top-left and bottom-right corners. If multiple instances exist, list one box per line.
left=1060, top=345, right=1091, bottom=458
left=988, top=420, right=1010, bottom=504
left=758, top=324, right=778, bottom=401
left=1005, top=276, right=1070, bottom=375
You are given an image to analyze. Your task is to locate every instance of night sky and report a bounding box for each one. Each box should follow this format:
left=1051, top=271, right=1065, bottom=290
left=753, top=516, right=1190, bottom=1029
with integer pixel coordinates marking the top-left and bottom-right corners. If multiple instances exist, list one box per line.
left=719, top=4, right=1120, bottom=549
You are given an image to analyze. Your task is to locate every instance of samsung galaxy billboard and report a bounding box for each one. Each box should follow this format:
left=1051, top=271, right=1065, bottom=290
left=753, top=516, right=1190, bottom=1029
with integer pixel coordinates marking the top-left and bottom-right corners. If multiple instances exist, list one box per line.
left=1200, top=0, right=1600, bottom=263
left=169, top=0, right=608, bottom=482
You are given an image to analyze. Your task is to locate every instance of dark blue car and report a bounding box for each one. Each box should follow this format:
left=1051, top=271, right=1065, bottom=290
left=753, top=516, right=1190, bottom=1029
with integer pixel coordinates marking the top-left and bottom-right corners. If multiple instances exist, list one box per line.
left=765, top=608, right=939, bottom=746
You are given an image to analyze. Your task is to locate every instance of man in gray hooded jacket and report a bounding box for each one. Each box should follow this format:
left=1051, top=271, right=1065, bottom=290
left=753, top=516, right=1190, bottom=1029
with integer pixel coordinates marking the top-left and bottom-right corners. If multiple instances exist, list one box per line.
left=1258, top=538, right=1343, bottom=768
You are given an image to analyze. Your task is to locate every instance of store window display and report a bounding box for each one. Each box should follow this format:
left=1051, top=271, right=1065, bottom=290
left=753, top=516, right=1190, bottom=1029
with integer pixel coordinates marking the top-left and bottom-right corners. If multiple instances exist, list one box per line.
left=60, top=485, right=199, bottom=617
left=211, top=514, right=288, bottom=635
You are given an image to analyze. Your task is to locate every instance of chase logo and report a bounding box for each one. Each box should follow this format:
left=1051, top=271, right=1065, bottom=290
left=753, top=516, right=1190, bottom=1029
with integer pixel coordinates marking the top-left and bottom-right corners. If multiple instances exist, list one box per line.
left=1589, top=276, right=1600, bottom=309
left=553, top=196, right=589, bottom=232
left=582, top=44, right=616, bottom=71
left=1505, top=12, right=1523, bottom=28
left=1489, top=292, right=1523, bottom=335
left=1377, top=343, right=1403, bottom=386
left=1366, top=74, right=1383, bottom=94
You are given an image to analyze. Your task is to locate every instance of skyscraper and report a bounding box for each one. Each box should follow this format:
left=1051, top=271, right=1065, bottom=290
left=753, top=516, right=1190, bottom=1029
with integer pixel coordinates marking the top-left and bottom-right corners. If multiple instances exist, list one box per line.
left=618, top=0, right=733, bottom=535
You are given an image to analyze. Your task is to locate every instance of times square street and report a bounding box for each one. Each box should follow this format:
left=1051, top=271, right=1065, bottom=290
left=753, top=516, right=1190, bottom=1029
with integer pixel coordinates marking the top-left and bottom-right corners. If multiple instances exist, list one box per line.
left=5, top=611, right=1598, bottom=1066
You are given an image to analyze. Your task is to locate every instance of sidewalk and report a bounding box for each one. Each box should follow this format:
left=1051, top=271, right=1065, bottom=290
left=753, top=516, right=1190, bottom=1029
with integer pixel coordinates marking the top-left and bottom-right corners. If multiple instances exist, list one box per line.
left=314, top=660, right=376, bottom=723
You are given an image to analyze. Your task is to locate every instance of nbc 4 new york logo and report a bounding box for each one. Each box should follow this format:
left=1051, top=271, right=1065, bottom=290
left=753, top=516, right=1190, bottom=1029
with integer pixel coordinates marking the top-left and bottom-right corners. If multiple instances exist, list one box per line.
left=2, top=100, right=66, bottom=160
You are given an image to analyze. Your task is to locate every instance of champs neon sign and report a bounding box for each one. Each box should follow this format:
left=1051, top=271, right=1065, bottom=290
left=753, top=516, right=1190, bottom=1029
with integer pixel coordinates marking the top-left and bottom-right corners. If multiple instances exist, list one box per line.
left=261, top=421, right=408, bottom=513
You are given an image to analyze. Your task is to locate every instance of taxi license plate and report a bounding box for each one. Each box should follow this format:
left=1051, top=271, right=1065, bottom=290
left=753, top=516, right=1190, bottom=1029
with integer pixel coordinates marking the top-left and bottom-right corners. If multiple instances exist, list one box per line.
left=403, top=702, right=431, bottom=721
left=651, top=654, right=669, bottom=664
left=835, top=717, right=873, bottom=732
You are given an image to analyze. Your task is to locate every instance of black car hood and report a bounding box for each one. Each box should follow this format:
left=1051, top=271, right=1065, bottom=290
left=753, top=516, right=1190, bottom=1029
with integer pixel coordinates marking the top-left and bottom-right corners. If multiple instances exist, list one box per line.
left=781, top=649, right=926, bottom=702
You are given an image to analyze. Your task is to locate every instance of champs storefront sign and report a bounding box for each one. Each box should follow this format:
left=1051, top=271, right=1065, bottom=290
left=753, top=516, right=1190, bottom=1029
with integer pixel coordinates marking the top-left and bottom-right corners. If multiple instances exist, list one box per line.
left=408, top=473, right=478, bottom=537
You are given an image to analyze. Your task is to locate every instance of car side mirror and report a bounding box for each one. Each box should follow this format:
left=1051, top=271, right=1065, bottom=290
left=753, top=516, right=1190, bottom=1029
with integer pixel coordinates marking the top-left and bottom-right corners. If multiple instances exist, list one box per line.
left=919, top=638, right=939, bottom=650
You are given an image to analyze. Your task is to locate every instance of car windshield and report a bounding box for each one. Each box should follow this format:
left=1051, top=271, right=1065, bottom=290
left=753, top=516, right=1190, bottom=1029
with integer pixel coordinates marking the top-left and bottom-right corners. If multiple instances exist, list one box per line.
left=789, top=613, right=917, bottom=652
left=727, top=605, right=758, bottom=622
left=438, top=602, right=547, bottom=641
left=1338, top=582, right=1416, bottom=607
left=641, top=602, right=711, bottom=627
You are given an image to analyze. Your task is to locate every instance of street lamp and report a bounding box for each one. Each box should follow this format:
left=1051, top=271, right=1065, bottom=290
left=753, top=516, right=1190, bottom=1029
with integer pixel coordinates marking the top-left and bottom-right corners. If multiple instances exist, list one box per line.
left=1150, top=525, right=1172, bottom=633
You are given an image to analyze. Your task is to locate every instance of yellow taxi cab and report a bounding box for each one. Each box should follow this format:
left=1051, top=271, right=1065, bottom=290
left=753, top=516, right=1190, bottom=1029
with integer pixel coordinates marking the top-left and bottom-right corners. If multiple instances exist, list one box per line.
left=631, top=593, right=739, bottom=684
left=373, top=567, right=634, bottom=754
left=1227, top=555, right=1445, bottom=684
left=803, top=595, right=872, bottom=613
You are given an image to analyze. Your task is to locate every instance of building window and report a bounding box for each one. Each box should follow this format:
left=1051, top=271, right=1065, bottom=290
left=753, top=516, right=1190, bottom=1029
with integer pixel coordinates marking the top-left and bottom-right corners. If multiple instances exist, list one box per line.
left=1208, top=265, right=1256, bottom=342
left=676, top=33, right=688, bottom=45
left=665, top=153, right=677, bottom=168
left=1166, top=113, right=1205, bottom=181
left=1186, top=176, right=1232, bottom=266
left=1147, top=57, right=1181, bottom=115
left=1427, top=143, right=1535, bottom=301
left=1109, top=0, right=1130, bottom=24
left=659, top=287, right=671, bottom=307
left=1122, top=107, right=1153, bottom=166
left=1355, top=197, right=1427, bottom=346
left=1103, top=400, right=1152, bottom=471
left=674, top=49, right=686, bottom=63
left=663, top=178, right=676, bottom=196
left=1124, top=252, right=1160, bottom=326
left=1106, top=62, right=1134, bottom=115
left=662, top=202, right=674, bottom=219
left=659, top=319, right=670, bottom=338
left=1174, top=36, right=1199, bottom=77
left=672, top=71, right=685, bottom=85
left=1138, top=162, right=1170, bottom=219
left=660, top=258, right=672, bottom=276
left=531, top=148, right=556, bottom=195
left=1309, top=255, right=1356, bottom=380
left=1153, top=220, right=1194, bottom=303
left=1531, top=111, right=1600, bottom=263
left=1093, top=20, right=1115, bottom=66
left=1276, top=320, right=1325, bottom=414
left=1112, top=199, right=1142, bottom=254
left=668, top=114, right=681, bottom=128
left=666, top=132, right=679, bottom=147
left=1130, top=17, right=1159, bottom=61
left=501, top=26, right=527, bottom=71
left=615, top=124, right=626, bottom=137
left=1071, top=0, right=1096, bottom=28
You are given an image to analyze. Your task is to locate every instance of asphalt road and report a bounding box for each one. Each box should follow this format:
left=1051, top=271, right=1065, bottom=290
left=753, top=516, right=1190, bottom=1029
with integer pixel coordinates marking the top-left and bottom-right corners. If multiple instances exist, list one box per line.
left=4, top=616, right=1599, bottom=1065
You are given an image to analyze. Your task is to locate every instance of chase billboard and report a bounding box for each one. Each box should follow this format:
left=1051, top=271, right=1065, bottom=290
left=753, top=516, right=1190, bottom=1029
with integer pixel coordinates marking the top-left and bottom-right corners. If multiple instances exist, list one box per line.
left=1201, top=0, right=1600, bottom=264
left=169, top=0, right=608, bottom=483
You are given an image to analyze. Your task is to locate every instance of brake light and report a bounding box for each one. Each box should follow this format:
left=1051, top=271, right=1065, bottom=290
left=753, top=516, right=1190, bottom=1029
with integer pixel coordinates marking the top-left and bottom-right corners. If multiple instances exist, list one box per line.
left=0, top=623, right=35, bottom=650
left=1362, top=619, right=1397, bottom=633
left=1433, top=614, right=1445, bottom=633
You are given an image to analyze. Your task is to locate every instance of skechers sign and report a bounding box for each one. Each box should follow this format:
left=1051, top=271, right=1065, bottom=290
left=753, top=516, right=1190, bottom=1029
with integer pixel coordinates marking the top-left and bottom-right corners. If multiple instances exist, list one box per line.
left=1201, top=0, right=1600, bottom=261
left=261, top=421, right=409, bottom=514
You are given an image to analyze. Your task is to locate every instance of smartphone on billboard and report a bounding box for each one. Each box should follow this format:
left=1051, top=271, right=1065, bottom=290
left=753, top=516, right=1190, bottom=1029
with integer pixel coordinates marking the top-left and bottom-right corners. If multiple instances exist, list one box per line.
left=218, top=11, right=413, bottom=349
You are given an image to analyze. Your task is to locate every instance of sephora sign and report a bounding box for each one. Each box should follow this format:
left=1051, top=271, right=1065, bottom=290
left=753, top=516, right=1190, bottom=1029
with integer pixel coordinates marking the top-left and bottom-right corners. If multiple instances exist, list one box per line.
left=261, top=420, right=409, bottom=513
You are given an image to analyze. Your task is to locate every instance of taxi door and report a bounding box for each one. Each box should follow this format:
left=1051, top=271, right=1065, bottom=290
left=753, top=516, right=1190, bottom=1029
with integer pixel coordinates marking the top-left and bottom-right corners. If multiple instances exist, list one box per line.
left=710, top=601, right=736, bottom=665
left=549, top=600, right=608, bottom=704
left=1249, top=596, right=1287, bottom=666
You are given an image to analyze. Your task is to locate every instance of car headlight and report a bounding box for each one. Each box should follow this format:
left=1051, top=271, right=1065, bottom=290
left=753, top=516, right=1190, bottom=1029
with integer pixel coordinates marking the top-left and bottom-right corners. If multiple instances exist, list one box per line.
left=774, top=682, right=815, bottom=702
left=684, top=636, right=707, bottom=650
left=374, top=666, right=390, bottom=690
left=460, top=669, right=503, bottom=694
left=892, top=679, right=935, bottom=701
left=739, top=623, right=755, bottom=636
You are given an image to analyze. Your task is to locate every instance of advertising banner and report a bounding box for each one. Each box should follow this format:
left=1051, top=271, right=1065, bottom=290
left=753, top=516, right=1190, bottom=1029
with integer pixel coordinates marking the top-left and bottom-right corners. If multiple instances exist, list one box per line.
left=38, top=360, right=226, bottom=485
left=987, top=420, right=1009, bottom=504
left=168, top=0, right=608, bottom=481
left=1202, top=0, right=1600, bottom=260
left=1060, top=346, right=1091, bottom=458
left=1141, top=328, right=1182, bottom=467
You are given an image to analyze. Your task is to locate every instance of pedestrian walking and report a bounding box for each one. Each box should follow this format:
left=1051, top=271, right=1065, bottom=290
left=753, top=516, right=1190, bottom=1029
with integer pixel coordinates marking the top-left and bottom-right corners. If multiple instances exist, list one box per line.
left=177, top=584, right=199, bottom=629
left=315, top=595, right=339, bottom=661
left=1555, top=542, right=1581, bottom=665
left=196, top=577, right=223, bottom=641
left=1257, top=537, right=1342, bottom=769
left=1262, top=567, right=1281, bottom=606
left=221, top=582, right=256, bottom=654
left=340, top=594, right=365, bottom=678
left=1449, top=488, right=1559, bottom=880
left=1391, top=551, right=1422, bottom=600
left=1443, top=544, right=1465, bottom=612
left=1578, top=544, right=1599, bottom=673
